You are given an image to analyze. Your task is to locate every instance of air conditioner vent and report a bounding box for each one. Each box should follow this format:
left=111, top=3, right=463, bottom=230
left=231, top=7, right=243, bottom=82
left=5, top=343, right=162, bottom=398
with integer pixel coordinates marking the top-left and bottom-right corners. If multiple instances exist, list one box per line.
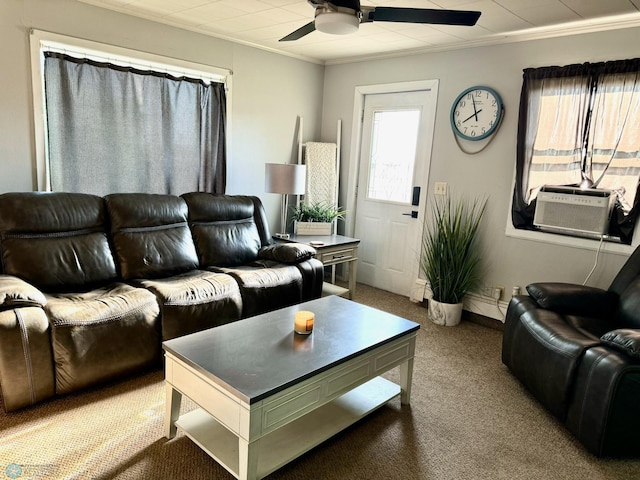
left=533, top=185, right=615, bottom=238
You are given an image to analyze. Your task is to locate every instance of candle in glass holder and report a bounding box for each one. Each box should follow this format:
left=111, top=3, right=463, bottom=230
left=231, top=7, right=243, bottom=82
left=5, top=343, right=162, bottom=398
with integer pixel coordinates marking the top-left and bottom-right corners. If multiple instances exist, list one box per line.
left=294, top=310, right=314, bottom=335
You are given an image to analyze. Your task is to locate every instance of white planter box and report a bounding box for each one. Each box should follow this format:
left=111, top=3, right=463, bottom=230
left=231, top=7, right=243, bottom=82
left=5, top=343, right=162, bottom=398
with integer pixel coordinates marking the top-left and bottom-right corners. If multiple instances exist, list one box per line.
left=295, top=221, right=332, bottom=236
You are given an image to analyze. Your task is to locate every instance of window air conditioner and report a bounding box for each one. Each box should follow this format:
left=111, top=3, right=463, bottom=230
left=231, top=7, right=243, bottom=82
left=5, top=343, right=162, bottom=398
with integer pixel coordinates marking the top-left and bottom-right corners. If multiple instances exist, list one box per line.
left=533, top=185, right=615, bottom=238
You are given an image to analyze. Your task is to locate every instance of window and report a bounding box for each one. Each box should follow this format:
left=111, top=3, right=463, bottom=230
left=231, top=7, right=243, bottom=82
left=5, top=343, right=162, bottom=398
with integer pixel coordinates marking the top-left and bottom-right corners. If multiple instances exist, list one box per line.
left=512, top=59, right=640, bottom=244
left=367, top=109, right=421, bottom=204
left=31, top=30, right=231, bottom=196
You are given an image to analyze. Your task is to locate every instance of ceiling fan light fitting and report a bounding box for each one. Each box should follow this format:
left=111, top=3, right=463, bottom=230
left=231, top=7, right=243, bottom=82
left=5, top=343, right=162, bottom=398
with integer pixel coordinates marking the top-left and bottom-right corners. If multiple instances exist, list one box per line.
left=315, top=11, right=360, bottom=35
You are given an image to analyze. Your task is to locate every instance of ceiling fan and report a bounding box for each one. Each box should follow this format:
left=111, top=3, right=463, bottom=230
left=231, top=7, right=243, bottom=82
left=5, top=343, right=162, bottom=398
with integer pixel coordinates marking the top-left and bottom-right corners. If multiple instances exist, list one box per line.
left=280, top=0, right=481, bottom=41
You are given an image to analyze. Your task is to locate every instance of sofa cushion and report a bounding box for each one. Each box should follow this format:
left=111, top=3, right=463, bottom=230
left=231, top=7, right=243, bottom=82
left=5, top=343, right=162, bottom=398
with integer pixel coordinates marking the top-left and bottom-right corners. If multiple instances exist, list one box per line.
left=215, top=260, right=303, bottom=318
left=0, top=275, right=46, bottom=310
left=105, top=194, right=198, bottom=280
left=182, top=193, right=263, bottom=267
left=564, top=314, right=615, bottom=341
left=46, top=283, right=161, bottom=395
left=0, top=192, right=117, bottom=291
left=138, top=270, right=243, bottom=340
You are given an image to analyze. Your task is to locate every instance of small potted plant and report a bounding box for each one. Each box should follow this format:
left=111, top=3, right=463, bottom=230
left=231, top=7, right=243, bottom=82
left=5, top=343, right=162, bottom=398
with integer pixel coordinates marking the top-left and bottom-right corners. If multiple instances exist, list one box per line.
left=290, top=201, right=346, bottom=235
left=421, top=193, right=486, bottom=326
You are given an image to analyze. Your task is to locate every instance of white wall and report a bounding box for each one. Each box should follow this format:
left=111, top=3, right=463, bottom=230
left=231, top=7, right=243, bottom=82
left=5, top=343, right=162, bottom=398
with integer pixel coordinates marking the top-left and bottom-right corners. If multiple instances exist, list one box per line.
left=322, top=27, right=640, bottom=294
left=0, top=0, right=324, bottom=230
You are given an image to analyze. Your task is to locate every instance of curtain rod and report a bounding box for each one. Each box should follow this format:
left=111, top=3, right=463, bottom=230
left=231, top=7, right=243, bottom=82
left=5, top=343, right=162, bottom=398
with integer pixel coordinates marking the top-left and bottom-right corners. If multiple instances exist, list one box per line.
left=31, top=29, right=231, bottom=85
left=43, top=44, right=226, bottom=85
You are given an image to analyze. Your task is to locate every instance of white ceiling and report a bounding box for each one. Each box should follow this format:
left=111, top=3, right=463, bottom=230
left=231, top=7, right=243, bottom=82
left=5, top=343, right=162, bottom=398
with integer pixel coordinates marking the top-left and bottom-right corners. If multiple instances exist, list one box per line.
left=78, top=0, right=640, bottom=64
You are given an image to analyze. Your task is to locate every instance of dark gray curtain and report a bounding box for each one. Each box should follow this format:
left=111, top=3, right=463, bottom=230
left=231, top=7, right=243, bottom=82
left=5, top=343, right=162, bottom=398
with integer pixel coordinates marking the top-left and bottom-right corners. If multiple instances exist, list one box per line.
left=512, top=58, right=640, bottom=243
left=44, top=52, right=226, bottom=195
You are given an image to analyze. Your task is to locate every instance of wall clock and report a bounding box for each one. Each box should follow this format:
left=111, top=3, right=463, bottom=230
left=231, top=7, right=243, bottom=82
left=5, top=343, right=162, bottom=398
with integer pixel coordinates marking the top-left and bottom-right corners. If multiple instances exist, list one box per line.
left=450, top=86, right=504, bottom=142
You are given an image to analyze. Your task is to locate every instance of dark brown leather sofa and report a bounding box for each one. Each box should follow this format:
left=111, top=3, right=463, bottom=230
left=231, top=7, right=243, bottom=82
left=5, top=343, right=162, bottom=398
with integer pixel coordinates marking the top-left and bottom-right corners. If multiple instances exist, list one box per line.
left=0, top=192, right=323, bottom=412
left=502, top=246, right=640, bottom=457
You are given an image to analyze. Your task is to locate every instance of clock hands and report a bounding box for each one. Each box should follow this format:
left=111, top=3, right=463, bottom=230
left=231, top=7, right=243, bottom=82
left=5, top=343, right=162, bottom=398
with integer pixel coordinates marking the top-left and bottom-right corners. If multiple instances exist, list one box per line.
left=471, top=95, right=479, bottom=121
left=462, top=109, right=483, bottom=123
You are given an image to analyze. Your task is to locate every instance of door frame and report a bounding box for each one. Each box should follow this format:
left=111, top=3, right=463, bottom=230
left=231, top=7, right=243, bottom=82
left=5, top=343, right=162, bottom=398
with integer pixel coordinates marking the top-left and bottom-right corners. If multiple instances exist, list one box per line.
left=345, top=80, right=439, bottom=294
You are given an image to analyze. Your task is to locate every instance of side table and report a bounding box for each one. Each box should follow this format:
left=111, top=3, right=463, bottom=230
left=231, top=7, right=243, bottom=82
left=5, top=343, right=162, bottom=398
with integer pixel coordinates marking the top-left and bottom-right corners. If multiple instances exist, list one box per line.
left=275, top=234, right=360, bottom=300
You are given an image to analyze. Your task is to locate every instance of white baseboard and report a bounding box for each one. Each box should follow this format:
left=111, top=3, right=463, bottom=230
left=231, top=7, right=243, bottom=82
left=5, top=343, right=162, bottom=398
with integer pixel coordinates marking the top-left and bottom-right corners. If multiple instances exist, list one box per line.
left=409, top=279, right=429, bottom=303
left=412, top=279, right=508, bottom=323
left=463, top=292, right=508, bottom=323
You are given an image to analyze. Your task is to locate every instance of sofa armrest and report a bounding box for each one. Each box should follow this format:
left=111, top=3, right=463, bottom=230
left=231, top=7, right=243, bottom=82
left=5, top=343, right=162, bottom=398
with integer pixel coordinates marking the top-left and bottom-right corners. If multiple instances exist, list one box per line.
left=526, top=282, right=618, bottom=318
left=601, top=329, right=640, bottom=359
left=258, top=243, right=316, bottom=265
left=0, top=274, right=47, bottom=311
left=0, top=306, right=55, bottom=411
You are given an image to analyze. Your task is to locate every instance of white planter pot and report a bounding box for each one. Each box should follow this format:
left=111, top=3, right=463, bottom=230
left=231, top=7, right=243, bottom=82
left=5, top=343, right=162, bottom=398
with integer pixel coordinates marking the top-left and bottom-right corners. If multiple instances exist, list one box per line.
left=428, top=299, right=463, bottom=327
left=295, top=221, right=332, bottom=236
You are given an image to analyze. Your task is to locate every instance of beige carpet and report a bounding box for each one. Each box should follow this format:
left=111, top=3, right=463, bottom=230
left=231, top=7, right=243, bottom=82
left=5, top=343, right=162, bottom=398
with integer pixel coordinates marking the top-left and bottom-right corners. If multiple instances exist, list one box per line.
left=1, top=284, right=638, bottom=480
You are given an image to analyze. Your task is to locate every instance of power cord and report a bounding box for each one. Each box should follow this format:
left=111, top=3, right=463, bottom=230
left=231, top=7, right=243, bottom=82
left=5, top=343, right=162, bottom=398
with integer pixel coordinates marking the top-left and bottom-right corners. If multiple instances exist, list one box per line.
left=583, top=235, right=605, bottom=285
left=494, top=297, right=505, bottom=321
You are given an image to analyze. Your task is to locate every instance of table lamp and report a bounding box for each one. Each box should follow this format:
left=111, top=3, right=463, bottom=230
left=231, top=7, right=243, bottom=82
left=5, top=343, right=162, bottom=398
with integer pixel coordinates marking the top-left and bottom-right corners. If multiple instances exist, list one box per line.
left=265, top=163, right=306, bottom=239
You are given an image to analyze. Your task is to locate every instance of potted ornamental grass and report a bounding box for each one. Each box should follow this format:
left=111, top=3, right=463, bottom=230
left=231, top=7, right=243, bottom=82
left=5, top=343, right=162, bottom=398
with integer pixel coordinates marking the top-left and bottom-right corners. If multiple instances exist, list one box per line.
left=421, top=193, right=487, bottom=326
left=291, top=201, right=347, bottom=235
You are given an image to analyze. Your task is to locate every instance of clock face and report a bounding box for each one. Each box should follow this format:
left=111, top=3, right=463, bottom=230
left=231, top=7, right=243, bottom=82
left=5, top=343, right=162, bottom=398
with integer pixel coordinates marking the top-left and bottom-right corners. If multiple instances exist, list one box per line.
left=450, top=87, right=503, bottom=141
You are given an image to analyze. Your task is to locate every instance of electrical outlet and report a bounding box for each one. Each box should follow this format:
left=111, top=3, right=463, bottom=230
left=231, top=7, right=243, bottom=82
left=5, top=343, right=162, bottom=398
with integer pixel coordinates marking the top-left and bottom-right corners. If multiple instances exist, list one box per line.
left=434, top=182, right=447, bottom=195
left=493, top=286, right=504, bottom=300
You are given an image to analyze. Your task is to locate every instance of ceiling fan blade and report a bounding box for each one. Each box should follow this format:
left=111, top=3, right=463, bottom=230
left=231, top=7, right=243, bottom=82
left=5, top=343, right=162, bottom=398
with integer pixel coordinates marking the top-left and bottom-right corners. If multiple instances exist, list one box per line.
left=369, top=7, right=481, bottom=26
left=280, top=21, right=316, bottom=41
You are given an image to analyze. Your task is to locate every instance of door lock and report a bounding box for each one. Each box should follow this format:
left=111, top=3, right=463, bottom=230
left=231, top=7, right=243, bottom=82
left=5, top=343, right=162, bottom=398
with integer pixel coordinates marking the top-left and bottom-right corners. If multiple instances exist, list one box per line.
left=402, top=211, right=418, bottom=219
left=412, top=186, right=421, bottom=206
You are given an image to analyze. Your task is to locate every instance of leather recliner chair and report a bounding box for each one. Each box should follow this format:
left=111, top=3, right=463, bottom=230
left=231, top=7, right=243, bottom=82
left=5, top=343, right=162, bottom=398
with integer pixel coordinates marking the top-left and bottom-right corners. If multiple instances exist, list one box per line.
left=502, top=246, right=640, bottom=457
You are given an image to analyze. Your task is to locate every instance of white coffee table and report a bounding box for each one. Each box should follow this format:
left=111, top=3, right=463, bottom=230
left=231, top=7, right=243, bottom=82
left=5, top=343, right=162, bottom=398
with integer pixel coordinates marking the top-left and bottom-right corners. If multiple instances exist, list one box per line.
left=163, top=295, right=419, bottom=480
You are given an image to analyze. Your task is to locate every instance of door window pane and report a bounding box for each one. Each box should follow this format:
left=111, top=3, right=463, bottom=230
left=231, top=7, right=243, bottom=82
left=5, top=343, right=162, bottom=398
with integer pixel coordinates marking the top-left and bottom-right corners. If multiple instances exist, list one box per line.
left=367, top=109, right=421, bottom=203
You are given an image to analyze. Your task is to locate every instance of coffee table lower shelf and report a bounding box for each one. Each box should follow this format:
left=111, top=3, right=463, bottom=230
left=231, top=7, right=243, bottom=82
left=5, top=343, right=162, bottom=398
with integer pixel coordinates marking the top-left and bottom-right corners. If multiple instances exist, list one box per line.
left=175, top=376, right=399, bottom=479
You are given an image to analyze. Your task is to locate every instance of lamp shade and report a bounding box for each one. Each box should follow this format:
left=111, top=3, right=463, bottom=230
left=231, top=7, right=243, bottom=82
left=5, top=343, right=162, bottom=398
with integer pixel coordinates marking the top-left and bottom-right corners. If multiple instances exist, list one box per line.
left=265, top=163, right=306, bottom=195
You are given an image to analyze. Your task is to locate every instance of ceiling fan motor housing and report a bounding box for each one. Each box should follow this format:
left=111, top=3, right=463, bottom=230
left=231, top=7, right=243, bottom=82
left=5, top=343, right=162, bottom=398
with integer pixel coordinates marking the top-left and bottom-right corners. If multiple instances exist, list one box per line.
left=315, top=8, right=360, bottom=35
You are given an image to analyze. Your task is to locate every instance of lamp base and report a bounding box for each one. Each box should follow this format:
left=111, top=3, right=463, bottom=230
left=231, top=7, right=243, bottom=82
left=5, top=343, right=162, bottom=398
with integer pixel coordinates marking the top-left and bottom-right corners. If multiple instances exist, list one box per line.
left=274, top=232, right=290, bottom=239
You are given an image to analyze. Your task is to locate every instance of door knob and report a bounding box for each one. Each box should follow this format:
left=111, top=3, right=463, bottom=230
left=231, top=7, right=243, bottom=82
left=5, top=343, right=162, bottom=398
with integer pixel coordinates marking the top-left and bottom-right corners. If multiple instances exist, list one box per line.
left=402, top=211, right=418, bottom=219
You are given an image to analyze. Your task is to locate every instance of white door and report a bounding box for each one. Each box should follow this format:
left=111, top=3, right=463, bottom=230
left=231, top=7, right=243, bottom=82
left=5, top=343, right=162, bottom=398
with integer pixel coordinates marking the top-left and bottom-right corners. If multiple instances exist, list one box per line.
left=354, top=89, right=436, bottom=296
